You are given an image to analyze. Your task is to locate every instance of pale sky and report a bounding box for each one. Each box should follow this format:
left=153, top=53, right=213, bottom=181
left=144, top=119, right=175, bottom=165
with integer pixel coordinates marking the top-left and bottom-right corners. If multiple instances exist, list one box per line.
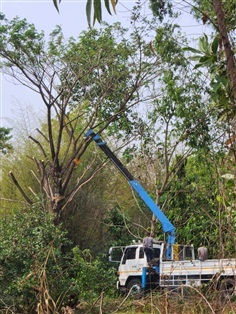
left=0, top=0, right=140, bottom=128
left=0, top=0, right=210, bottom=129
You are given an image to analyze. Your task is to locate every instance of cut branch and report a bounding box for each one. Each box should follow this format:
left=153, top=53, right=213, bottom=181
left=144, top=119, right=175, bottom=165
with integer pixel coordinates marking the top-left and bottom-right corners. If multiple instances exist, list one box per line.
left=29, top=136, right=48, bottom=158
left=9, top=171, right=33, bottom=205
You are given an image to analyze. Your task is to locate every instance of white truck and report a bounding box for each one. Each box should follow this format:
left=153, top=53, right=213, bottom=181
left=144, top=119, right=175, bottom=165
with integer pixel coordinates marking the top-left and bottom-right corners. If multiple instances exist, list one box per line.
left=109, top=242, right=236, bottom=298
left=86, top=129, right=236, bottom=298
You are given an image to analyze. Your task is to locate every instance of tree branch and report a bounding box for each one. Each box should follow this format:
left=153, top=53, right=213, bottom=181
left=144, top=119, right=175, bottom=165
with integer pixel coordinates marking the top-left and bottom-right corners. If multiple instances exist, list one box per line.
left=9, top=171, right=33, bottom=205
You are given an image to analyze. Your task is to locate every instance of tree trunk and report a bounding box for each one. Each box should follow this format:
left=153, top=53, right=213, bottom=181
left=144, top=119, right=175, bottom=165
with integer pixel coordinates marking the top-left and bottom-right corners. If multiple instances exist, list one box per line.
left=213, top=0, right=236, bottom=105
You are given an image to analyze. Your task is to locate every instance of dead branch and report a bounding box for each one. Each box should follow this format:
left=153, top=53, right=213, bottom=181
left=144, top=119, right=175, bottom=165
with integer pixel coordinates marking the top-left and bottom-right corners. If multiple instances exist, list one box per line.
left=36, top=128, right=50, bottom=143
left=29, top=136, right=47, bottom=158
left=9, top=171, right=33, bottom=205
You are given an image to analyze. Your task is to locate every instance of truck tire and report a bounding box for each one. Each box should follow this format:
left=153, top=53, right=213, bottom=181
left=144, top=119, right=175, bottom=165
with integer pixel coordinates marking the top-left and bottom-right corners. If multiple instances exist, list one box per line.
left=127, top=278, right=143, bottom=298
left=219, top=278, right=235, bottom=299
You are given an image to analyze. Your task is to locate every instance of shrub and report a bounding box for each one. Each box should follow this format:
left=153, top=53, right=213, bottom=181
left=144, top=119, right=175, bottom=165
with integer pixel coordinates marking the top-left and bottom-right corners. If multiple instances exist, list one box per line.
left=0, top=206, right=72, bottom=312
left=0, top=205, right=117, bottom=313
left=70, top=247, right=117, bottom=300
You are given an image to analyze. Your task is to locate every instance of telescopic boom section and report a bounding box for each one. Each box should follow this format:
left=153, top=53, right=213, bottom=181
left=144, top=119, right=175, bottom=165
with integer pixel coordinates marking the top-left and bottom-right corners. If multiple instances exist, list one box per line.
left=85, top=129, right=175, bottom=249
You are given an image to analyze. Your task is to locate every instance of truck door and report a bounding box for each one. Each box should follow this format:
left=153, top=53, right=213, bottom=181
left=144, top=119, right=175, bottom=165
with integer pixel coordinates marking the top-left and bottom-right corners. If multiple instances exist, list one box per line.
left=108, top=246, right=126, bottom=263
left=118, top=246, right=142, bottom=286
left=121, top=247, right=138, bottom=269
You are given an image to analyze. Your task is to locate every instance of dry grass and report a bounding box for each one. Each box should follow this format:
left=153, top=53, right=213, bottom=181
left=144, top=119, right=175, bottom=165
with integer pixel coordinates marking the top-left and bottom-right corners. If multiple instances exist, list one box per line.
left=74, top=287, right=236, bottom=314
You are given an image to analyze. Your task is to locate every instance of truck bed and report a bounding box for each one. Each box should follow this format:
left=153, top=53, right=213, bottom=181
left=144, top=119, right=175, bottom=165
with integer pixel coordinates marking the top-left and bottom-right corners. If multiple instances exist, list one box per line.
left=160, top=258, right=236, bottom=287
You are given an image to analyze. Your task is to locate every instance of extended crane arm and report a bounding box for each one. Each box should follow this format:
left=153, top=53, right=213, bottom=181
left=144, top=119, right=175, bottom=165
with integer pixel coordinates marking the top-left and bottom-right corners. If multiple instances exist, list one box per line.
left=85, top=129, right=175, bottom=254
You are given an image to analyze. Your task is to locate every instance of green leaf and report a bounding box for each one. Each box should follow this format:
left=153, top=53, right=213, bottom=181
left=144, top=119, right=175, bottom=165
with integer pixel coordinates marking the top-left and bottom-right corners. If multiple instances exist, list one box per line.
left=53, top=0, right=60, bottom=12
left=216, top=195, right=222, bottom=203
left=182, top=46, right=202, bottom=54
left=94, top=0, right=102, bottom=24
left=105, top=0, right=112, bottom=15
left=216, top=75, right=228, bottom=86
left=111, top=0, right=118, bottom=14
left=198, top=34, right=209, bottom=53
left=211, top=36, right=219, bottom=54
left=189, top=55, right=204, bottom=61
left=86, top=0, right=92, bottom=28
left=199, top=55, right=211, bottom=63
left=193, top=63, right=204, bottom=70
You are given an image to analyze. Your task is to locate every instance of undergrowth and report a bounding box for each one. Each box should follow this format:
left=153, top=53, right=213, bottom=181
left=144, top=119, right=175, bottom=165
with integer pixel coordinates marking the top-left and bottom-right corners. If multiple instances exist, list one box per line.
left=72, top=289, right=236, bottom=314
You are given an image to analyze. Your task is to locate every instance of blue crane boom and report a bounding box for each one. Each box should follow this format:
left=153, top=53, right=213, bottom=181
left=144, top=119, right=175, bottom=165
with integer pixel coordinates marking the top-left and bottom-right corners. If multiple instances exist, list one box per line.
left=85, top=129, right=175, bottom=257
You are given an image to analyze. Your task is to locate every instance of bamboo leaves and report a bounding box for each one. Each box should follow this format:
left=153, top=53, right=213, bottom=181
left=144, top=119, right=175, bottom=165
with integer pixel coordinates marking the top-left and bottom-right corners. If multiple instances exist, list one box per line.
left=87, top=0, right=118, bottom=28
left=53, top=0, right=118, bottom=28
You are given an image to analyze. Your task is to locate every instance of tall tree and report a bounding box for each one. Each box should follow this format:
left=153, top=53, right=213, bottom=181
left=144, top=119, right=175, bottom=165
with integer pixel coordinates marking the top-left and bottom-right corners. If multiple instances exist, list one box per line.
left=184, top=1, right=236, bottom=178
left=108, top=12, right=219, bottom=238
left=212, top=0, right=236, bottom=104
left=0, top=16, right=161, bottom=223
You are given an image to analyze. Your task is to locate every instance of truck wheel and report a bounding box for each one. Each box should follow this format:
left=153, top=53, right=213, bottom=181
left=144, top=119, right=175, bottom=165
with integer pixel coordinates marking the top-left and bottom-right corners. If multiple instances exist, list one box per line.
left=127, top=278, right=143, bottom=298
left=219, top=278, right=235, bottom=299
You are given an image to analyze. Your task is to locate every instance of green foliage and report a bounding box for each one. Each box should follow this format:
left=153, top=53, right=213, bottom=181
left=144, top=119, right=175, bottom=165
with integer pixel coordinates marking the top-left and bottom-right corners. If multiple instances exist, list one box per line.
left=60, top=164, right=116, bottom=255
left=86, top=0, right=118, bottom=28
left=154, top=23, right=184, bottom=68
left=71, top=247, right=117, bottom=298
left=0, top=207, right=115, bottom=313
left=52, top=0, right=118, bottom=27
left=149, top=0, right=174, bottom=22
left=0, top=16, right=151, bottom=140
left=62, top=23, right=138, bottom=134
left=152, top=24, right=213, bottom=150
left=104, top=206, right=134, bottom=247
left=184, top=34, right=219, bottom=67
left=0, top=15, right=44, bottom=63
left=0, top=207, right=71, bottom=311
left=191, top=0, right=236, bottom=33
left=150, top=69, right=211, bottom=150
left=0, top=206, right=117, bottom=312
left=0, top=127, right=12, bottom=154
left=55, top=21, right=158, bottom=138
left=166, top=152, right=236, bottom=257
left=184, top=34, right=235, bottom=121
left=0, top=15, right=161, bottom=220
